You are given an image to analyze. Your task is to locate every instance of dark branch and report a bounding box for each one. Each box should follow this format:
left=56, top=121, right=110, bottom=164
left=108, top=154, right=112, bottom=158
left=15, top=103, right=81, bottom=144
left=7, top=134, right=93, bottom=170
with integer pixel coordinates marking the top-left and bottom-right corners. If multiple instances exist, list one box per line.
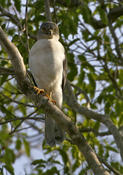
left=0, top=6, right=22, bottom=29
left=45, top=0, right=52, bottom=21
left=0, top=67, right=15, bottom=75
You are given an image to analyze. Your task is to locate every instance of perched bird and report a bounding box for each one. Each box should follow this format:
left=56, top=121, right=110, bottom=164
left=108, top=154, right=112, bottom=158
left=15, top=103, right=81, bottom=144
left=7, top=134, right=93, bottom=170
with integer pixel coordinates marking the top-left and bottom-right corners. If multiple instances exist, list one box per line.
left=29, top=22, right=67, bottom=146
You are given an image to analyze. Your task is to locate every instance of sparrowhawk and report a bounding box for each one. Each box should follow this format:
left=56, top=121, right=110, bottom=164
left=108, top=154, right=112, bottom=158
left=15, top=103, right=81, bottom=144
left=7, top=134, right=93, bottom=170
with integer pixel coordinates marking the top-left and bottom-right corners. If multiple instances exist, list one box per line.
left=29, top=22, right=67, bottom=146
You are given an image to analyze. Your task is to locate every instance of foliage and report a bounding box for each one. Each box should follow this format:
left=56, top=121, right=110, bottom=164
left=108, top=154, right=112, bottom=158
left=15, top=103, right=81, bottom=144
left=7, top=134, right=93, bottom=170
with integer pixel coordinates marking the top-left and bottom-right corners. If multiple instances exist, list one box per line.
left=0, top=0, right=123, bottom=174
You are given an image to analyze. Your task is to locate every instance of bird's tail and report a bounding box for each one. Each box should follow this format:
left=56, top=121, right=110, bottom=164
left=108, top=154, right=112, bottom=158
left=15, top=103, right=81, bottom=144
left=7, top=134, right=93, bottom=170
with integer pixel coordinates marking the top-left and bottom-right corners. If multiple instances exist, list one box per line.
left=45, top=114, right=64, bottom=146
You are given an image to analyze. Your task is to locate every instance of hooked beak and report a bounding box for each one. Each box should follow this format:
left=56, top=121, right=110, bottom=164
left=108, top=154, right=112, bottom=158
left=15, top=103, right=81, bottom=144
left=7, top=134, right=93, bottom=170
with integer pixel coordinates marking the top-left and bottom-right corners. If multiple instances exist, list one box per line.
left=48, top=29, right=53, bottom=38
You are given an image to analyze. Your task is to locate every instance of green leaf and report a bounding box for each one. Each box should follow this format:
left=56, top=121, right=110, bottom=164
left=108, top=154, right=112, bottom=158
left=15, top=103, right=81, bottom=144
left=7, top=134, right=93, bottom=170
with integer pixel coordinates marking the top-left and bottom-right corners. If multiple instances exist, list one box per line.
left=44, top=167, right=59, bottom=175
left=119, top=69, right=123, bottom=86
left=13, top=0, right=21, bottom=12
left=105, top=145, right=118, bottom=153
left=58, top=149, right=68, bottom=165
left=23, top=139, right=30, bottom=157
left=88, top=73, right=96, bottom=98
left=0, top=75, right=8, bottom=86
left=4, top=165, right=14, bottom=175
left=32, top=159, right=46, bottom=165
left=67, top=53, right=77, bottom=81
left=15, top=139, right=22, bottom=150
left=5, top=148, right=15, bottom=164
left=82, top=3, right=92, bottom=23
left=96, top=6, right=108, bottom=25
left=72, top=160, right=81, bottom=172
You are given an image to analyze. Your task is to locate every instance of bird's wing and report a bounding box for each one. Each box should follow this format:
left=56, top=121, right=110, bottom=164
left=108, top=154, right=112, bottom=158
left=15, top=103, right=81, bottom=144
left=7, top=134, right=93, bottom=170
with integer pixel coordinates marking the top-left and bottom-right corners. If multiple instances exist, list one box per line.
left=62, top=56, right=67, bottom=90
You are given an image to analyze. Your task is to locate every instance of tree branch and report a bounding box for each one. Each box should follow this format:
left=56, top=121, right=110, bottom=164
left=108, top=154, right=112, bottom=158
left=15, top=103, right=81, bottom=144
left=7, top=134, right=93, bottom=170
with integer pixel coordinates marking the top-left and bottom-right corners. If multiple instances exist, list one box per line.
left=24, top=0, right=30, bottom=53
left=0, top=67, right=15, bottom=75
left=64, top=81, right=123, bottom=161
left=0, top=26, right=30, bottom=94
left=0, top=26, right=110, bottom=175
left=0, top=6, right=22, bottom=29
left=1, top=93, right=36, bottom=107
left=80, top=128, right=111, bottom=137
left=44, top=0, right=52, bottom=21
left=107, top=12, right=123, bottom=64
left=98, top=156, right=122, bottom=175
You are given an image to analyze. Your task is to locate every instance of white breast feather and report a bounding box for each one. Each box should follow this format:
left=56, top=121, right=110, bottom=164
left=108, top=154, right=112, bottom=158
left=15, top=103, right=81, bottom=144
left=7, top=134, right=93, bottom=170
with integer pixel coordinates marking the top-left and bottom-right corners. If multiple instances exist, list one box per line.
left=29, top=38, right=65, bottom=93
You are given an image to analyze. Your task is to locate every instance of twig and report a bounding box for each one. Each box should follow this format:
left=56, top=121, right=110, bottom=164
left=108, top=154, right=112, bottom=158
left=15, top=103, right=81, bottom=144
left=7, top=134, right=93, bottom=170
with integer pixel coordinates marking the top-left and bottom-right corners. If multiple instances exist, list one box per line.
left=10, top=119, right=24, bottom=135
left=0, top=6, right=22, bottom=29
left=0, top=6, right=36, bottom=41
left=71, top=83, right=90, bottom=108
left=80, top=128, right=111, bottom=137
left=0, top=116, right=43, bottom=125
left=25, top=120, right=43, bottom=132
left=0, top=67, right=15, bottom=75
left=98, top=156, right=122, bottom=175
left=25, top=0, right=30, bottom=53
left=107, top=9, right=123, bottom=65
left=1, top=93, right=36, bottom=107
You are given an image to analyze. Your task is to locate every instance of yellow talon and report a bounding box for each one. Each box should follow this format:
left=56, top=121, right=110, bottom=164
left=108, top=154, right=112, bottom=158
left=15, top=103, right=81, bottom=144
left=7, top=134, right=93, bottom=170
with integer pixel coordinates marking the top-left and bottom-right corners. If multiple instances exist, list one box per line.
left=45, top=93, right=56, bottom=105
left=33, top=87, right=56, bottom=104
left=33, top=86, right=45, bottom=95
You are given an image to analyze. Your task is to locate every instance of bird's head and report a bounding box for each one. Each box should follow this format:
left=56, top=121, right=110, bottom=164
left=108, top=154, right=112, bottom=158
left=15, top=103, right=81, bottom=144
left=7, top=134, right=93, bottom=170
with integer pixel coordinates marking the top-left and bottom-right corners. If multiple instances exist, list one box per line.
left=37, top=22, right=59, bottom=40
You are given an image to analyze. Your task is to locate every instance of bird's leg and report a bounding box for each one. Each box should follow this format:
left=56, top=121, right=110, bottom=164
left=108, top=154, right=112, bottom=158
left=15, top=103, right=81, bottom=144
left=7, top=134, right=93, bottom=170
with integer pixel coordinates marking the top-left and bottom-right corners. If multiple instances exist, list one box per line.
left=33, top=86, right=45, bottom=95
left=46, top=92, right=56, bottom=105
left=33, top=87, right=56, bottom=104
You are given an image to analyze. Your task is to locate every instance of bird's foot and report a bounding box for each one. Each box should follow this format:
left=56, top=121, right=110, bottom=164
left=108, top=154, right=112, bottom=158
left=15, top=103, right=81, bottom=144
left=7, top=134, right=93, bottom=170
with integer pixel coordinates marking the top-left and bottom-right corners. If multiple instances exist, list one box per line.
left=45, top=94, right=56, bottom=105
left=33, top=86, right=56, bottom=104
left=50, top=99, right=56, bottom=105
left=33, top=86, right=45, bottom=95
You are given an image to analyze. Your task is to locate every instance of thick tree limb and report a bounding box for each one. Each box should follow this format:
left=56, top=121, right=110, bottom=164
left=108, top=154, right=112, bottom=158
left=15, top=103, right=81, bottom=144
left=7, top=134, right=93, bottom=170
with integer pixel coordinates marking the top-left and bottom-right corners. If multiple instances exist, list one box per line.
left=0, top=28, right=26, bottom=79
left=0, top=26, right=110, bottom=175
left=0, top=27, right=29, bottom=93
left=108, top=6, right=123, bottom=22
